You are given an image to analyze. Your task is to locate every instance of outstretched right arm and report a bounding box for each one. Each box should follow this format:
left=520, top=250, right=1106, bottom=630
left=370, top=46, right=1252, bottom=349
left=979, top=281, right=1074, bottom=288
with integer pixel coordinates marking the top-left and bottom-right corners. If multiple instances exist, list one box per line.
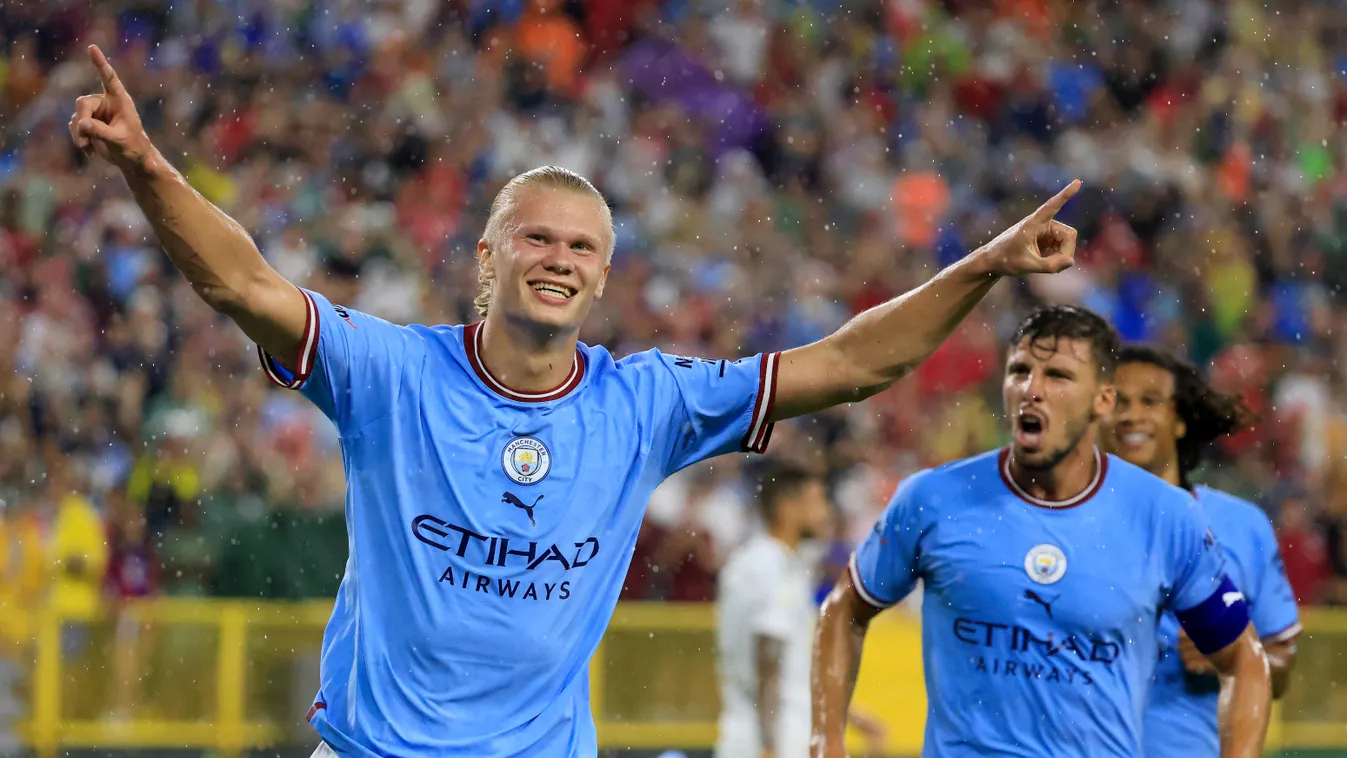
left=69, top=45, right=307, bottom=369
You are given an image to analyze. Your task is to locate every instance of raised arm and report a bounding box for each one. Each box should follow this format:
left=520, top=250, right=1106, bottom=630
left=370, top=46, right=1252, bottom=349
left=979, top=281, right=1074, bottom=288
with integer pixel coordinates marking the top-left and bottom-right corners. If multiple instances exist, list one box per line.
left=69, top=45, right=307, bottom=369
left=771, top=181, right=1081, bottom=422
left=811, top=571, right=881, bottom=758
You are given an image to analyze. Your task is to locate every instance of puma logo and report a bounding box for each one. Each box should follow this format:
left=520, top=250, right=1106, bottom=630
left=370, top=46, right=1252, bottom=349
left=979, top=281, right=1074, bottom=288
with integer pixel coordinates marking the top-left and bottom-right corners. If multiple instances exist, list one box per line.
left=1024, top=589, right=1059, bottom=620
left=501, top=492, right=544, bottom=527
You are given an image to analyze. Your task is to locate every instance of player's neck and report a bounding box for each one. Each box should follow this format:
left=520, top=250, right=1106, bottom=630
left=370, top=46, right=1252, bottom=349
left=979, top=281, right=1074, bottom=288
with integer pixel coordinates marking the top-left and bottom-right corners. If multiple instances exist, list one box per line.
left=479, top=315, right=579, bottom=393
left=768, top=522, right=801, bottom=550
left=1148, top=458, right=1183, bottom=489
left=1010, top=436, right=1100, bottom=505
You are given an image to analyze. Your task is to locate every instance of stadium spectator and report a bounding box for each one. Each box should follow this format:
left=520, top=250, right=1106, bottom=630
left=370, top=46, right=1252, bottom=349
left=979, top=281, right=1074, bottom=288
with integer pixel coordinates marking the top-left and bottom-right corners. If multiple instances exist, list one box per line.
left=1275, top=486, right=1331, bottom=605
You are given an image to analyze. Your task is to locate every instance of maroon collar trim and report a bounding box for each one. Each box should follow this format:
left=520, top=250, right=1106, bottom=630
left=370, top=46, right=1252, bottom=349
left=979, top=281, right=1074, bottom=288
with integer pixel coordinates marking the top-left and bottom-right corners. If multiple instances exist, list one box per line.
left=999, top=447, right=1108, bottom=510
left=463, top=322, right=584, bottom=403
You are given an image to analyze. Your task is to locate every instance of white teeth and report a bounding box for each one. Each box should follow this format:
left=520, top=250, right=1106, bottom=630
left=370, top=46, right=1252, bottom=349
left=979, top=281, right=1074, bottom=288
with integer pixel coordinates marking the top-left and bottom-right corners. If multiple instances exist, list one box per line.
left=1122, top=433, right=1148, bottom=445
left=531, top=283, right=574, bottom=298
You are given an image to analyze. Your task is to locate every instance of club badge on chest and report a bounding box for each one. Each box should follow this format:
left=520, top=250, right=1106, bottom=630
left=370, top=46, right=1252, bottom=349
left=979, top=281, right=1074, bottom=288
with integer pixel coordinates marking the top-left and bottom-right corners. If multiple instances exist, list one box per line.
left=1025, top=543, right=1068, bottom=585
left=502, top=436, right=551, bottom=485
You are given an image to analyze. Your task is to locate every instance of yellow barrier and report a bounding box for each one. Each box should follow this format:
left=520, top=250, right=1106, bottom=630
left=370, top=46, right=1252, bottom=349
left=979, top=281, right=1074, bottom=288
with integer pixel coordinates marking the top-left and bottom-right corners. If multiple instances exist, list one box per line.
left=4, top=600, right=1346, bottom=756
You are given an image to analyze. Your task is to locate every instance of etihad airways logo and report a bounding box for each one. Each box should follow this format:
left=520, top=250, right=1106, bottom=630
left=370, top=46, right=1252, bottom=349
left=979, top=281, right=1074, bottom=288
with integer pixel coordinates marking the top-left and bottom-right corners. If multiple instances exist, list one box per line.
left=412, top=515, right=600, bottom=570
left=953, top=616, right=1122, bottom=686
left=410, top=513, right=601, bottom=603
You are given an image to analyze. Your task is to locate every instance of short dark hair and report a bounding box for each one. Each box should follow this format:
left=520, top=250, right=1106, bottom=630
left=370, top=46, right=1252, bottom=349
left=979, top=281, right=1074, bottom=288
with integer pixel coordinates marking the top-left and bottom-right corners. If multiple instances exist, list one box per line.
left=1118, top=344, right=1255, bottom=488
left=756, top=461, right=819, bottom=522
left=1010, top=305, right=1120, bottom=378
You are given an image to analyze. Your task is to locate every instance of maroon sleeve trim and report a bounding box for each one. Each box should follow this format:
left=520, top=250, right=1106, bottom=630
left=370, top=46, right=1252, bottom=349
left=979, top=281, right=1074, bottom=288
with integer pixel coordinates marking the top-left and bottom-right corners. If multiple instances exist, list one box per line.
left=848, top=553, right=894, bottom=610
left=258, top=287, right=320, bottom=390
left=740, top=351, right=779, bottom=454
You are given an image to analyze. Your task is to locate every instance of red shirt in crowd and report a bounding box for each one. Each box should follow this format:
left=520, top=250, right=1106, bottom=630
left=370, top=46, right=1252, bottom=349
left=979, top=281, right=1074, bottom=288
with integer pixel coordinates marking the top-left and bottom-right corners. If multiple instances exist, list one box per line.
left=1278, top=526, right=1329, bottom=605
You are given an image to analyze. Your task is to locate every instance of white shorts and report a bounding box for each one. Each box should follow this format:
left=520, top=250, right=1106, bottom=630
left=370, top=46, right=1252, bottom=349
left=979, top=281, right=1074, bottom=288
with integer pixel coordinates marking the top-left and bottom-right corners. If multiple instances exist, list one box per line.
left=310, top=743, right=338, bottom=758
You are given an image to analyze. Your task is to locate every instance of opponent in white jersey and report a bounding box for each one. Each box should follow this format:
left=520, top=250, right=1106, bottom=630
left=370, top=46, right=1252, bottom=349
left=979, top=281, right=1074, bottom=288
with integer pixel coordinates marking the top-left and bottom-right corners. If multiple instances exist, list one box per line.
left=717, top=463, right=874, bottom=758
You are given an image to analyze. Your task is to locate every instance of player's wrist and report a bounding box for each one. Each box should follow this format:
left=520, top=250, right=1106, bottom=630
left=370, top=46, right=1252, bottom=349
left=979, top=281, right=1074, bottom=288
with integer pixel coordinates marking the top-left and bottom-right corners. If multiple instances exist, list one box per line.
left=120, top=140, right=168, bottom=182
left=957, top=246, right=1004, bottom=280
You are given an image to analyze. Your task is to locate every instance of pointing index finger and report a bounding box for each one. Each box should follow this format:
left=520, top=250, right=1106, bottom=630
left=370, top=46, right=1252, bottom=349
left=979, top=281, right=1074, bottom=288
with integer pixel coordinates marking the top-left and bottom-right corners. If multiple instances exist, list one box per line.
left=1031, top=180, right=1082, bottom=223
left=88, top=44, right=127, bottom=98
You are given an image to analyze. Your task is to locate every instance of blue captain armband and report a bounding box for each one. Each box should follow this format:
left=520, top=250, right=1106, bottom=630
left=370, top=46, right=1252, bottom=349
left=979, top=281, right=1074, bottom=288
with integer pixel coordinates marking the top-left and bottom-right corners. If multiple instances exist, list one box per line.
left=1175, top=575, right=1251, bottom=655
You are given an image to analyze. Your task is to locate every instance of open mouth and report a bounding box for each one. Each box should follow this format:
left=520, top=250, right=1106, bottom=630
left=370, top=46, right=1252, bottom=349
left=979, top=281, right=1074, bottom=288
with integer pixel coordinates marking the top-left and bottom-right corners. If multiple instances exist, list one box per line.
left=529, top=281, right=577, bottom=300
left=1015, top=410, right=1046, bottom=449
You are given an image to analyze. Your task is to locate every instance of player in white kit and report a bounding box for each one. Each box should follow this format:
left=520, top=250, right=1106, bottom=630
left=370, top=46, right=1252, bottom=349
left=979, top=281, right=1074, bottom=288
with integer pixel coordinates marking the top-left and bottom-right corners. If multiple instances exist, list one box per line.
left=716, top=463, right=881, bottom=758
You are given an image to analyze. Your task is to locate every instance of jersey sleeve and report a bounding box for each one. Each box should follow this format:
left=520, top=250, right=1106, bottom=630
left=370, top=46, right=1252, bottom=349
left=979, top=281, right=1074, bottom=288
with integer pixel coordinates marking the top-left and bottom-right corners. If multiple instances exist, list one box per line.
left=848, top=471, right=928, bottom=609
left=1164, top=492, right=1230, bottom=613
left=1248, top=517, right=1302, bottom=643
left=1165, top=491, right=1252, bottom=654
left=648, top=351, right=780, bottom=475
left=257, top=287, right=425, bottom=432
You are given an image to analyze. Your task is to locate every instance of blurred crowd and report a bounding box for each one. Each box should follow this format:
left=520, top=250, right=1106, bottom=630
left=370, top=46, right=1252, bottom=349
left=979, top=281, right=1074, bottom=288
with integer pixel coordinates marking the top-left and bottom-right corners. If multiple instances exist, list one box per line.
left=3, top=0, right=1347, bottom=647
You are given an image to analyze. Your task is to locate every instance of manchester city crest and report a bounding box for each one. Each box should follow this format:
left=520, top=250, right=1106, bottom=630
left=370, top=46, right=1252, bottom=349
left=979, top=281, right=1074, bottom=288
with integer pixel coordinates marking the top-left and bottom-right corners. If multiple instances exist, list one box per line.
left=1024, top=543, right=1068, bottom=585
left=502, top=436, right=551, bottom=485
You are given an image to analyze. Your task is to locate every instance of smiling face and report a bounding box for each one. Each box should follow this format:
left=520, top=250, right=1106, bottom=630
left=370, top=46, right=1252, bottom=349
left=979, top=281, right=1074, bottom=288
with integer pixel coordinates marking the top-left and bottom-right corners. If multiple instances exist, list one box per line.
left=476, top=183, right=612, bottom=334
left=1002, top=335, right=1117, bottom=471
left=1105, top=361, right=1185, bottom=479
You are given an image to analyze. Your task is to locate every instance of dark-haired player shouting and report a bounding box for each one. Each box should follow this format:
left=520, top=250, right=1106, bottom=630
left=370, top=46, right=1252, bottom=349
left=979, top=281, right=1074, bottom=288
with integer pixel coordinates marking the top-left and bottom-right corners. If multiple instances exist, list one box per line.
left=1105, top=345, right=1299, bottom=757
left=813, top=307, right=1271, bottom=758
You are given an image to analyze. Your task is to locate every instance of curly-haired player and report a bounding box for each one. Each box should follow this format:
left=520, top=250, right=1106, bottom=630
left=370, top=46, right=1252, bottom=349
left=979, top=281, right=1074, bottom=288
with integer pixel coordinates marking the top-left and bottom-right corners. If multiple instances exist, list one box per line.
left=1105, top=344, right=1299, bottom=758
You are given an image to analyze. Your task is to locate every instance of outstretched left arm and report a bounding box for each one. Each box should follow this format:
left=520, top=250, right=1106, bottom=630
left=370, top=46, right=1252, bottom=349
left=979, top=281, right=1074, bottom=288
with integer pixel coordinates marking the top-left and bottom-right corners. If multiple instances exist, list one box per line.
left=770, top=181, right=1081, bottom=423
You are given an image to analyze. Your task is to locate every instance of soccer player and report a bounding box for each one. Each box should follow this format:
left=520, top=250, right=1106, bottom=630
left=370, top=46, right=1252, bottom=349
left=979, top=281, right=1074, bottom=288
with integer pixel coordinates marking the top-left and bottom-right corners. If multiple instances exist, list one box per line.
left=813, top=307, right=1272, bottom=758
left=71, top=45, right=1081, bottom=757
left=1104, top=345, right=1300, bottom=757
left=716, top=463, right=885, bottom=758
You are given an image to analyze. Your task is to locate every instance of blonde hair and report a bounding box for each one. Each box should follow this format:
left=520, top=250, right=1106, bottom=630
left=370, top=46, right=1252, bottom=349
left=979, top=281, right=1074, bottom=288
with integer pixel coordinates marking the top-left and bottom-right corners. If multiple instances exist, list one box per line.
left=475, top=166, right=614, bottom=318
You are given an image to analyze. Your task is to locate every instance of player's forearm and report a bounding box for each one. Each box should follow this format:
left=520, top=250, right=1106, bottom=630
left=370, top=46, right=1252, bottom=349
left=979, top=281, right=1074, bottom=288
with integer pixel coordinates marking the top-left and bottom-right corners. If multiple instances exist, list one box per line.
left=772, top=254, right=1000, bottom=420
left=121, top=149, right=266, bottom=306
left=122, top=148, right=279, bottom=315
left=811, top=594, right=868, bottom=757
left=1217, top=673, right=1271, bottom=758
left=1264, top=639, right=1296, bottom=700
left=756, top=640, right=782, bottom=753
left=121, top=148, right=306, bottom=360
left=1215, top=639, right=1272, bottom=758
left=824, top=254, right=998, bottom=396
left=756, top=693, right=778, bottom=754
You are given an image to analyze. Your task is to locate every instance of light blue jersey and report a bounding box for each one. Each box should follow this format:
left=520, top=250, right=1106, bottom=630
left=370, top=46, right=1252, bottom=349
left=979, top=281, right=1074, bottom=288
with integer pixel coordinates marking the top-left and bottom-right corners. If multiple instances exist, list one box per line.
left=259, top=288, right=779, bottom=757
left=1143, top=486, right=1301, bottom=757
left=851, top=449, right=1240, bottom=758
